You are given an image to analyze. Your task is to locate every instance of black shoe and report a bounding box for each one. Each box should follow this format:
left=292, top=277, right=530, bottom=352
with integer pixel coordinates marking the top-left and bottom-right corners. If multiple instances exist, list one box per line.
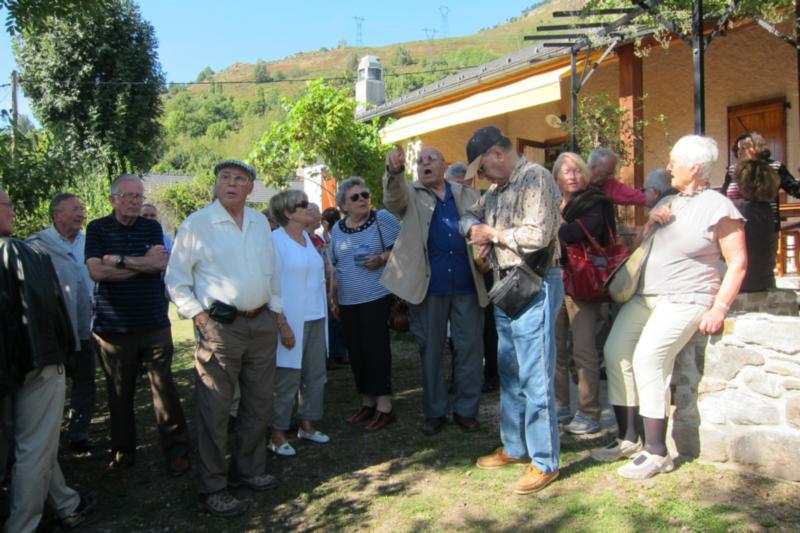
left=421, top=416, right=446, bottom=436
left=68, top=440, right=94, bottom=454
left=481, top=377, right=499, bottom=393
left=453, top=413, right=480, bottom=432
left=60, top=491, right=97, bottom=530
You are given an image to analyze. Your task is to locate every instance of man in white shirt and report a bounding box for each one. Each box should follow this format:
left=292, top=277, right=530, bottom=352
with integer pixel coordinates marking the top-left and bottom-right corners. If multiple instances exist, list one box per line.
left=166, top=160, right=288, bottom=518
left=27, top=193, right=96, bottom=453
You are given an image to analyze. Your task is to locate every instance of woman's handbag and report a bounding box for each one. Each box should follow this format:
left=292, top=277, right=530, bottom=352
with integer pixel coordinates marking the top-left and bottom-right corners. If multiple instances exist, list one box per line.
left=562, top=220, right=629, bottom=302
left=488, top=242, right=554, bottom=318
left=604, top=233, right=654, bottom=304
left=375, top=213, right=410, bottom=332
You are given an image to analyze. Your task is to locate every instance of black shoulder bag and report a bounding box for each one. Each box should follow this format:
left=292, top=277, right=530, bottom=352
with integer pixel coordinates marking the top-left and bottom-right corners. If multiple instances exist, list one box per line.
left=487, top=241, right=554, bottom=318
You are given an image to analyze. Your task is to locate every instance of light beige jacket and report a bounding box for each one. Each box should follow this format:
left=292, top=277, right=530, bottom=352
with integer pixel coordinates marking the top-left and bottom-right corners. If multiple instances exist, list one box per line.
left=380, top=170, right=488, bottom=306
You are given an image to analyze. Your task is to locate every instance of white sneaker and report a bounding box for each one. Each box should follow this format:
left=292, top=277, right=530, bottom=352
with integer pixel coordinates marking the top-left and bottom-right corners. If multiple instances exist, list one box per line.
left=267, top=441, right=296, bottom=457
left=297, top=428, right=330, bottom=444
left=590, top=438, right=642, bottom=462
left=618, top=451, right=674, bottom=480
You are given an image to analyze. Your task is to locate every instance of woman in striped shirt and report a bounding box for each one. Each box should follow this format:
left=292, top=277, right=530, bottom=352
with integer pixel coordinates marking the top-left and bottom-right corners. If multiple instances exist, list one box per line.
left=330, top=177, right=400, bottom=433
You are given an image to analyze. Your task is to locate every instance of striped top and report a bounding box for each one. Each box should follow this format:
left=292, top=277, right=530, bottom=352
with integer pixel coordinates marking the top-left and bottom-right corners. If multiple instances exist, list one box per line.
left=330, top=209, right=400, bottom=305
left=85, top=214, right=170, bottom=333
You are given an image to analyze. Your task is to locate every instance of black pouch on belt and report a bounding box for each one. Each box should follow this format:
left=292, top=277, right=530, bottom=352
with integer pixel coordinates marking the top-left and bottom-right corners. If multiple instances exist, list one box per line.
left=208, top=300, right=238, bottom=324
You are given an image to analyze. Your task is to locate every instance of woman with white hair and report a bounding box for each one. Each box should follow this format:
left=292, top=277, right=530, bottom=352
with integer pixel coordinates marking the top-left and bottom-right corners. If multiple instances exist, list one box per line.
left=329, top=177, right=400, bottom=432
left=591, top=135, right=747, bottom=479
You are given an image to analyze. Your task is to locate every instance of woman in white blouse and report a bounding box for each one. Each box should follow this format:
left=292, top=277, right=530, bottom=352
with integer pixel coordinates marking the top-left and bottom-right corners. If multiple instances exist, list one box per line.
left=268, top=190, right=329, bottom=456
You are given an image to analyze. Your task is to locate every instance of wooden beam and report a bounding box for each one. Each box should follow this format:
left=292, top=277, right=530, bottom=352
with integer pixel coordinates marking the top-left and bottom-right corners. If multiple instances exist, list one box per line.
left=618, top=43, right=645, bottom=226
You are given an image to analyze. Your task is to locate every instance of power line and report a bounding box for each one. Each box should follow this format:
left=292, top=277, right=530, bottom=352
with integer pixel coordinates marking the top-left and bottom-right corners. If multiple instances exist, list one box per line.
left=16, top=64, right=485, bottom=88
left=439, top=6, right=450, bottom=37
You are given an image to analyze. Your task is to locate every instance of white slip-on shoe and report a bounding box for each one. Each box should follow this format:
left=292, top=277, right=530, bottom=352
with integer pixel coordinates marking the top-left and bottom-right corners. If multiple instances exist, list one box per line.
left=297, top=428, right=330, bottom=444
left=618, top=451, right=675, bottom=480
left=267, top=440, right=296, bottom=457
left=590, top=438, right=643, bottom=462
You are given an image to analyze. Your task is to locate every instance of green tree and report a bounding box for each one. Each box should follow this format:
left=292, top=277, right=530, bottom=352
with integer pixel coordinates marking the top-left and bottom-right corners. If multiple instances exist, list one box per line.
left=1, top=0, right=105, bottom=34
left=164, top=92, right=242, bottom=139
left=14, top=0, right=165, bottom=178
left=249, top=79, right=388, bottom=202
left=156, top=172, right=216, bottom=225
left=389, top=46, right=414, bottom=66
left=195, top=66, right=215, bottom=83
left=254, top=60, right=271, bottom=83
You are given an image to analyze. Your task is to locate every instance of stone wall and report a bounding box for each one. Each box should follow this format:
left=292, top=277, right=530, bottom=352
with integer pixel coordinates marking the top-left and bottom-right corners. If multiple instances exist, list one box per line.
left=670, top=305, right=800, bottom=483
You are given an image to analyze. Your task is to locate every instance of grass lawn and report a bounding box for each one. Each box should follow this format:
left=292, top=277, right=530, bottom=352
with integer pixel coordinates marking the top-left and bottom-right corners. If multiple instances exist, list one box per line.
left=46, top=306, right=800, bottom=532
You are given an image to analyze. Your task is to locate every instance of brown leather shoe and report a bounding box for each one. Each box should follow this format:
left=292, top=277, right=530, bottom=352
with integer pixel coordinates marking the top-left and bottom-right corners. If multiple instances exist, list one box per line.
left=476, top=447, right=529, bottom=470
left=453, top=413, right=480, bottom=432
left=421, top=416, right=446, bottom=435
left=365, top=409, right=396, bottom=432
left=346, top=405, right=376, bottom=424
left=514, top=465, right=559, bottom=494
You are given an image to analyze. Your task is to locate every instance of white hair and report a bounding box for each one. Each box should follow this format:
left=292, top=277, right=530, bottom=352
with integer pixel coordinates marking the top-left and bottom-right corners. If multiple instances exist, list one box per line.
left=670, top=135, right=718, bottom=182
left=110, top=174, right=143, bottom=195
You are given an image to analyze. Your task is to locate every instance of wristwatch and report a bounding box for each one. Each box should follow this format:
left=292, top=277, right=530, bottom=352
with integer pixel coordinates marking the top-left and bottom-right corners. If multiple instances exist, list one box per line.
left=115, top=255, right=126, bottom=269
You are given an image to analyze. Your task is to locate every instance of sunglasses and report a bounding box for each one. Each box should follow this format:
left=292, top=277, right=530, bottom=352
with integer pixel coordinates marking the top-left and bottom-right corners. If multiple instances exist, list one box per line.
left=293, top=200, right=309, bottom=210
left=349, top=191, right=370, bottom=202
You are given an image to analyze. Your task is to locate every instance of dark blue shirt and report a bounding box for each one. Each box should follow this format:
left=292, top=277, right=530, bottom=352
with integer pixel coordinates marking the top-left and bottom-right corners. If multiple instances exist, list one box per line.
left=85, top=214, right=170, bottom=334
left=427, top=182, right=475, bottom=296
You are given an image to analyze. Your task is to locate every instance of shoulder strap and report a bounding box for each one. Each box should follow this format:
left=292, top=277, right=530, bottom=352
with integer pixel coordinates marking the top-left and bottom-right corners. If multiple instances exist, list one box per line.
left=374, top=210, right=386, bottom=252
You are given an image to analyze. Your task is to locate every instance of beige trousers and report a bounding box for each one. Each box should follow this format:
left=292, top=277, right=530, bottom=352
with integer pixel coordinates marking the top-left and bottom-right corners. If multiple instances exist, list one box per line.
left=555, top=296, right=602, bottom=419
left=195, top=312, right=278, bottom=494
left=604, top=295, right=706, bottom=419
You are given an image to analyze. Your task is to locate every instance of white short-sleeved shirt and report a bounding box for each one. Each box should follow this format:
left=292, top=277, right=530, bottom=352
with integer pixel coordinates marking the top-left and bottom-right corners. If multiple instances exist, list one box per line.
left=641, top=190, right=744, bottom=305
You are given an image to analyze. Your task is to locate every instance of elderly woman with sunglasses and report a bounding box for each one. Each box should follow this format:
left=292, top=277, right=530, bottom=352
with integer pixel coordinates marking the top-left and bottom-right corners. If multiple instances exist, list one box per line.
left=267, top=190, right=330, bottom=456
left=329, top=177, right=401, bottom=432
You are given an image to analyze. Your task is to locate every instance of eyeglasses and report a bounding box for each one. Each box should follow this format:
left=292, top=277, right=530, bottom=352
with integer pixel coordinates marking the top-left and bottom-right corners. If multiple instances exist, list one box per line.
left=218, top=173, right=250, bottom=185
left=348, top=191, right=370, bottom=202
left=416, top=153, right=443, bottom=164
left=112, top=192, right=145, bottom=202
left=293, top=200, right=309, bottom=210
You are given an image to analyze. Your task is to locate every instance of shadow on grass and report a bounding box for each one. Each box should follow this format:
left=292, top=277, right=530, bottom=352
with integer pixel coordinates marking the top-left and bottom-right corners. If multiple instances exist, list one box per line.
left=43, top=326, right=800, bottom=532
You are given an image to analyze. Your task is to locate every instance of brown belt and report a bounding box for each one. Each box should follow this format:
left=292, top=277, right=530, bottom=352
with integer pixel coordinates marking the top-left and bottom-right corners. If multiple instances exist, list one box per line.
left=238, top=305, right=267, bottom=318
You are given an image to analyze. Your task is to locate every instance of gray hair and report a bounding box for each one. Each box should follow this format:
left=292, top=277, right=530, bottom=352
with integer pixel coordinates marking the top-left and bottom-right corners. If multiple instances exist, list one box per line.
left=307, top=202, right=320, bottom=213
left=269, top=189, right=308, bottom=227
left=335, top=177, right=367, bottom=208
left=49, top=192, right=78, bottom=221
left=644, top=168, right=670, bottom=194
left=587, top=147, right=619, bottom=168
left=110, top=174, right=143, bottom=195
left=446, top=162, right=467, bottom=179
left=670, top=135, right=718, bottom=182
left=142, top=203, right=157, bottom=210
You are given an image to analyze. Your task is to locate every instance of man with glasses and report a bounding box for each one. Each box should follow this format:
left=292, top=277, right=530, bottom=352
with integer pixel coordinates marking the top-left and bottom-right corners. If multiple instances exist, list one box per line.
left=166, top=160, right=284, bottom=517
left=382, top=145, right=487, bottom=436
left=85, top=174, right=189, bottom=475
left=26, top=193, right=97, bottom=454
left=141, top=203, right=173, bottom=253
left=459, top=126, right=564, bottom=495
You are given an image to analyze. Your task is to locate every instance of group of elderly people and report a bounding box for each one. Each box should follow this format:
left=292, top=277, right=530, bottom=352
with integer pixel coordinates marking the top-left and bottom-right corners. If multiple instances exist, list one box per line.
left=223, top=128, right=761, bottom=498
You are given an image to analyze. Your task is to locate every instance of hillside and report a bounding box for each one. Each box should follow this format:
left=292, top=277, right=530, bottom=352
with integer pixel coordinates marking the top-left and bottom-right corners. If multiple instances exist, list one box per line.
left=155, top=0, right=579, bottom=173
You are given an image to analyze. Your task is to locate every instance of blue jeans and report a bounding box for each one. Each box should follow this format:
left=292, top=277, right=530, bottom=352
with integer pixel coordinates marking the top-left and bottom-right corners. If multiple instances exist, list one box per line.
left=494, top=267, right=564, bottom=473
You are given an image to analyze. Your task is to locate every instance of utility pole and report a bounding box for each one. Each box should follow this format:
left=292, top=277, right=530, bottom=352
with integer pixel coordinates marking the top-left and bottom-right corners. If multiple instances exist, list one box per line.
left=10, top=70, right=18, bottom=158
left=423, top=27, right=437, bottom=56
left=439, top=5, right=450, bottom=37
left=354, top=16, right=364, bottom=47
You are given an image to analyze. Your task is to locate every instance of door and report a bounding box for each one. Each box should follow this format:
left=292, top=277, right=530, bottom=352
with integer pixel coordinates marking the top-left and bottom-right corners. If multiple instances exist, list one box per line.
left=728, top=97, right=787, bottom=164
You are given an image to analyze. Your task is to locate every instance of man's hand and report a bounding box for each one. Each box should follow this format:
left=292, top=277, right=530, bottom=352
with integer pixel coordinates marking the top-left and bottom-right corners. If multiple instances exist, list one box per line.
left=386, top=144, right=405, bottom=174
left=193, top=311, right=210, bottom=332
left=468, top=224, right=499, bottom=246
left=277, top=314, right=296, bottom=349
left=145, top=244, right=167, bottom=257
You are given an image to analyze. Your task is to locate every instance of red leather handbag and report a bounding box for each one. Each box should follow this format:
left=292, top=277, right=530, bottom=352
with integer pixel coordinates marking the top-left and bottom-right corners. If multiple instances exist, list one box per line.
left=562, top=220, right=629, bottom=302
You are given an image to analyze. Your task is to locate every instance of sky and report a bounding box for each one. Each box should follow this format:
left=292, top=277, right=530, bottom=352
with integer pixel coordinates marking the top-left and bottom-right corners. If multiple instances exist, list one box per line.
left=0, top=0, right=541, bottom=121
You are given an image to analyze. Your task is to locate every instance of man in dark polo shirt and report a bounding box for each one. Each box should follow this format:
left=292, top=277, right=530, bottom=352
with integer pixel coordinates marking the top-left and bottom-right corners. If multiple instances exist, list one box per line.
left=85, top=174, right=189, bottom=475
